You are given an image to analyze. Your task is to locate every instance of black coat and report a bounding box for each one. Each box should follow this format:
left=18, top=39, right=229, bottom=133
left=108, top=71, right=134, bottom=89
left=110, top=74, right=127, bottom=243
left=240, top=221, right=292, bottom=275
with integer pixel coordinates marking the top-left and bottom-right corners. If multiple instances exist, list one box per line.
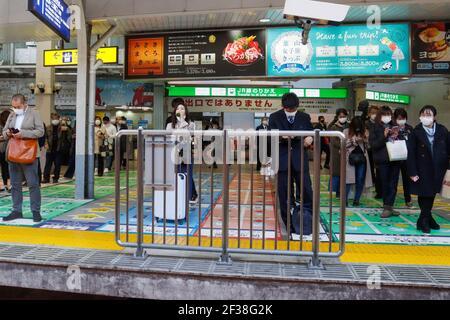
left=369, top=122, right=394, bottom=165
left=268, top=109, right=313, bottom=172
left=407, top=123, right=450, bottom=197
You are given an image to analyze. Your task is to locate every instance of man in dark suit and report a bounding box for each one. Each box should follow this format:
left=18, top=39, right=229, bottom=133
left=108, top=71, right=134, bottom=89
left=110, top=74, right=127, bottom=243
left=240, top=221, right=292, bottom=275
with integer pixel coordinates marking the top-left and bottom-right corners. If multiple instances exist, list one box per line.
left=269, top=93, right=314, bottom=236
left=256, top=117, right=270, bottom=171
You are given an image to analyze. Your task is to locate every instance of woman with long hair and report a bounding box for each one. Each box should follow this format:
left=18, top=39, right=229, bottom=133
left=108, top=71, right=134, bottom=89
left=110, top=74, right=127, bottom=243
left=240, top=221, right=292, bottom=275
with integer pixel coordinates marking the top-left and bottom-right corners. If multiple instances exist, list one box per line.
left=369, top=106, right=402, bottom=218
left=407, top=105, right=450, bottom=233
left=329, top=108, right=349, bottom=199
left=344, top=116, right=372, bottom=206
left=166, top=98, right=198, bottom=204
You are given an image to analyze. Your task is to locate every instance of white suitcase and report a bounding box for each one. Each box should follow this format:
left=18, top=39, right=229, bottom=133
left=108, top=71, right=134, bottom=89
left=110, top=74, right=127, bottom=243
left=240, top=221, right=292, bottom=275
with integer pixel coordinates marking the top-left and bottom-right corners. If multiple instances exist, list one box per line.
left=154, top=173, right=187, bottom=221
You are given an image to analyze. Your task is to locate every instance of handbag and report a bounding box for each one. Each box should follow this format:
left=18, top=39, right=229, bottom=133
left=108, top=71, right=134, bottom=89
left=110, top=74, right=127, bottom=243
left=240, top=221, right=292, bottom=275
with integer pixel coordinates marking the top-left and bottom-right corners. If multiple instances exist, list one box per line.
left=349, top=145, right=365, bottom=166
left=7, top=138, right=38, bottom=164
left=441, top=170, right=450, bottom=200
left=386, top=140, right=408, bottom=161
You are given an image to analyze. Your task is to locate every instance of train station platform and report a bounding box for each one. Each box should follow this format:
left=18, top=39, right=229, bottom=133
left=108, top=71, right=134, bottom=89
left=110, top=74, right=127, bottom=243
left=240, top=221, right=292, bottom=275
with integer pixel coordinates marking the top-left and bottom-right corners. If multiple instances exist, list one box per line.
left=0, top=170, right=448, bottom=267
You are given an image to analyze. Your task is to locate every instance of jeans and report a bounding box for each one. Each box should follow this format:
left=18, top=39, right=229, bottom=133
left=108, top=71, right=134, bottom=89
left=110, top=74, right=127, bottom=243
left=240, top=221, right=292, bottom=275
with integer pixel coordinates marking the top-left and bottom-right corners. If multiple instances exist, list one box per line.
left=9, top=160, right=41, bottom=214
left=105, top=155, right=114, bottom=171
left=331, top=176, right=340, bottom=197
left=346, top=162, right=366, bottom=202
left=0, top=152, right=9, bottom=186
left=44, top=152, right=62, bottom=181
left=377, top=162, right=401, bottom=207
left=177, top=163, right=197, bottom=200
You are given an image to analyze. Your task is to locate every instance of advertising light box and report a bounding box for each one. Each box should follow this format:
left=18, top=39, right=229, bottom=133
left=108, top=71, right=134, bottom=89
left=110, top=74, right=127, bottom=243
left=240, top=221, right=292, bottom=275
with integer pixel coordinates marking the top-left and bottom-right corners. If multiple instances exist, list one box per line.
left=267, top=23, right=410, bottom=77
left=28, top=0, right=71, bottom=42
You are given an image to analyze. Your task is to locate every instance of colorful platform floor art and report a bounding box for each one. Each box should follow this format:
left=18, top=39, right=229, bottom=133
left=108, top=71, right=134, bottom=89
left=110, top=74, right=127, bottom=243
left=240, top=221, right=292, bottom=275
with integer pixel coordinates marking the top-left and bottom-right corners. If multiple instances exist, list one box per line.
left=0, top=168, right=449, bottom=248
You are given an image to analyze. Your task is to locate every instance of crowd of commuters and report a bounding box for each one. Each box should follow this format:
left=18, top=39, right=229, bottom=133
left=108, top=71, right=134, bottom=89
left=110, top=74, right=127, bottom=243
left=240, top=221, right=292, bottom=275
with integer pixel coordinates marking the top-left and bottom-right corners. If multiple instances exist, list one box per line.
left=0, top=93, right=448, bottom=236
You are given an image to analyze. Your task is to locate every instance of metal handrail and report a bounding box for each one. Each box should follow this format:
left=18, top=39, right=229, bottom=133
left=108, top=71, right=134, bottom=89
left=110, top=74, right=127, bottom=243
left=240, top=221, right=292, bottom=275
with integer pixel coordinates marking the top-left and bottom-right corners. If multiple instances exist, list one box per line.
left=114, top=128, right=347, bottom=268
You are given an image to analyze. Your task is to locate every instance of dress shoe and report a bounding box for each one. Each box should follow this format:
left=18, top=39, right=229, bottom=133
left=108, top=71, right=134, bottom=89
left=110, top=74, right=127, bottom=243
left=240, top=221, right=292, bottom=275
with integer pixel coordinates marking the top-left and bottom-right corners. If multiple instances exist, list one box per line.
left=417, top=217, right=431, bottom=234
left=406, top=202, right=413, bottom=208
left=352, top=200, right=360, bottom=207
left=3, top=211, right=23, bottom=221
left=32, top=212, right=42, bottom=223
left=391, top=208, right=401, bottom=216
left=375, top=194, right=383, bottom=199
left=429, top=216, right=440, bottom=230
left=381, top=206, right=393, bottom=218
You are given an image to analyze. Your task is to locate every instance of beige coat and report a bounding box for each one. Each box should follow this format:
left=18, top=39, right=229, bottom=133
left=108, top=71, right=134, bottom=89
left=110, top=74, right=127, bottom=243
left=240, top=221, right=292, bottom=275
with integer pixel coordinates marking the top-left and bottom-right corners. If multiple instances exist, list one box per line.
left=344, top=128, right=373, bottom=187
left=2, top=107, right=45, bottom=158
left=94, top=126, right=106, bottom=154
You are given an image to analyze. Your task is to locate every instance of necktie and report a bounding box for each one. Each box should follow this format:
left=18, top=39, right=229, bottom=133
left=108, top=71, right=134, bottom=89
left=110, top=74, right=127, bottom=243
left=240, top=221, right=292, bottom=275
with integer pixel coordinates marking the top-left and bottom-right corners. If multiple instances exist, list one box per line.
left=288, top=116, right=295, bottom=124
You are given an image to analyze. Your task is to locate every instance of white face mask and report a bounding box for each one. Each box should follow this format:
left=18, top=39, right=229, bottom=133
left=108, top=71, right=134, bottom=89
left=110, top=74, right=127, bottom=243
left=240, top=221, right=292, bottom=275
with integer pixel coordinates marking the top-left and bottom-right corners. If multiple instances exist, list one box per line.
left=51, top=119, right=60, bottom=126
left=111, top=119, right=116, bottom=125
left=397, top=119, right=407, bottom=126
left=370, top=114, right=377, bottom=121
left=338, top=117, right=347, bottom=124
left=67, top=121, right=71, bottom=126
left=262, top=120, right=268, bottom=126
left=95, top=120, right=101, bottom=126
left=13, top=108, right=24, bottom=116
left=381, top=116, right=392, bottom=124
left=420, top=116, right=434, bottom=127
left=284, top=110, right=297, bottom=117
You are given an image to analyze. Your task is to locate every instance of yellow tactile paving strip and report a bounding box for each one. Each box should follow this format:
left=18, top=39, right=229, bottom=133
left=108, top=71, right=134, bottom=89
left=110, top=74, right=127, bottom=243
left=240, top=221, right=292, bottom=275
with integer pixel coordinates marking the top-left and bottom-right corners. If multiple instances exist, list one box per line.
left=1, top=226, right=449, bottom=267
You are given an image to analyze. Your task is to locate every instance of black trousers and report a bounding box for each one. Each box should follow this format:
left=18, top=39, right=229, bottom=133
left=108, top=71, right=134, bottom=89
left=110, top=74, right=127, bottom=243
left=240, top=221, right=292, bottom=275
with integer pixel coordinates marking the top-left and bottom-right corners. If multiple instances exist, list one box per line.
left=44, top=152, right=62, bottom=181
left=400, top=161, right=412, bottom=203
left=368, top=149, right=382, bottom=197
left=64, top=150, right=75, bottom=179
left=95, top=154, right=104, bottom=177
left=277, top=169, right=313, bottom=232
left=0, top=151, right=9, bottom=186
left=321, top=143, right=330, bottom=167
left=418, top=196, right=435, bottom=219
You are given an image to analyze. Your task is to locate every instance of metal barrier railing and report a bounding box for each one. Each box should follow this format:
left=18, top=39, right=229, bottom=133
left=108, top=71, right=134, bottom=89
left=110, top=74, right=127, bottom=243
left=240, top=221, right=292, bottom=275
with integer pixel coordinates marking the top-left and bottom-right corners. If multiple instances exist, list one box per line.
left=114, top=128, right=346, bottom=268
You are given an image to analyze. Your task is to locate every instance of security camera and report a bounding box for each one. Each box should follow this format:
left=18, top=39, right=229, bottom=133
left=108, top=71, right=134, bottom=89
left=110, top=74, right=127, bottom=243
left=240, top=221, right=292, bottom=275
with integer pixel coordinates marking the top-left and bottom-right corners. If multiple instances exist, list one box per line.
left=36, top=81, right=45, bottom=93
left=283, top=0, right=350, bottom=24
left=53, top=82, right=62, bottom=94
left=283, top=0, right=350, bottom=45
left=28, top=82, right=36, bottom=94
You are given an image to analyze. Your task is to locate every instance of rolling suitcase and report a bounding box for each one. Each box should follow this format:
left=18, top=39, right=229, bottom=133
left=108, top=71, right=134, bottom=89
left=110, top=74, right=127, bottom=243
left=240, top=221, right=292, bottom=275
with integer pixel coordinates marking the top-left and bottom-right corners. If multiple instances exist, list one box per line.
left=154, top=173, right=187, bottom=221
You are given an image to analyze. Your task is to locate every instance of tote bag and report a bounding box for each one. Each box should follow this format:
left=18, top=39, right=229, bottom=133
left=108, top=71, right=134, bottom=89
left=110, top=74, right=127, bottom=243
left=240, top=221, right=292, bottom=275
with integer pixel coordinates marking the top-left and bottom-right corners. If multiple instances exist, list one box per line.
left=7, top=138, right=38, bottom=164
left=386, top=140, right=408, bottom=161
left=441, top=170, right=450, bottom=199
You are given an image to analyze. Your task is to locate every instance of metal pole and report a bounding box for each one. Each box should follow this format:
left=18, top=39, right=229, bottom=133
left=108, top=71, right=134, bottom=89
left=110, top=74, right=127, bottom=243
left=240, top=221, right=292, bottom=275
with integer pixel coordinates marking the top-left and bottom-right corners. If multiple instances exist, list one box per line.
left=218, top=130, right=231, bottom=264
left=74, top=0, right=89, bottom=199
left=134, top=127, right=147, bottom=258
left=309, top=129, right=324, bottom=269
left=87, top=24, right=117, bottom=198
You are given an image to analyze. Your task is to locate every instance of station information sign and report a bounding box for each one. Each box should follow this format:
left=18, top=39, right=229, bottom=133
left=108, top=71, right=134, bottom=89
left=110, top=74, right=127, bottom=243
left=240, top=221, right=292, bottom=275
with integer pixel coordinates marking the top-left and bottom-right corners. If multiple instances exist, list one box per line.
left=167, top=87, right=348, bottom=99
left=28, top=0, right=71, bottom=42
left=44, top=47, right=119, bottom=66
left=366, top=90, right=410, bottom=104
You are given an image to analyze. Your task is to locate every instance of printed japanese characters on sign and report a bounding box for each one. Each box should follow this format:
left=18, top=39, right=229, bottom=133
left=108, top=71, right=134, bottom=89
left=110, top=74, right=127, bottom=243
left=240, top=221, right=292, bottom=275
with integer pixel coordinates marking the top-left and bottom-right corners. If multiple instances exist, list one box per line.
left=126, top=37, right=164, bottom=77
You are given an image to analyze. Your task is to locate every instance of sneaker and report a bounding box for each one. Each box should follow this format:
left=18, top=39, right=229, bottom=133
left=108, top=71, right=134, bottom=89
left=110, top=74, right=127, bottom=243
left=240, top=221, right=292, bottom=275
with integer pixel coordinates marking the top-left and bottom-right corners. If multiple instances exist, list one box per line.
left=2, top=211, right=23, bottom=221
left=406, top=202, right=413, bottom=208
left=104, top=168, right=109, bottom=173
left=392, top=209, right=401, bottom=216
left=189, top=195, right=198, bottom=205
left=32, top=212, right=42, bottom=223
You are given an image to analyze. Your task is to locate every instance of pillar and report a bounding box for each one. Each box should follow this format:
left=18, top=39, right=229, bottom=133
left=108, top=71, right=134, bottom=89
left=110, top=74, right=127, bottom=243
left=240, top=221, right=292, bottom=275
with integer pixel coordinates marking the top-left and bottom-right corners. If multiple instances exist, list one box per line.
left=35, top=41, right=55, bottom=125
left=152, top=82, right=166, bottom=130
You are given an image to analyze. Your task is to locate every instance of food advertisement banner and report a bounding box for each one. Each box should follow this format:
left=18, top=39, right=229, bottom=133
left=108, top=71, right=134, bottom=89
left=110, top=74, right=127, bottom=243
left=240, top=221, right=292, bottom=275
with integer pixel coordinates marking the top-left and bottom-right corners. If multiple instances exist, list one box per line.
left=412, top=22, right=450, bottom=74
left=125, top=29, right=265, bottom=79
left=267, top=23, right=410, bottom=77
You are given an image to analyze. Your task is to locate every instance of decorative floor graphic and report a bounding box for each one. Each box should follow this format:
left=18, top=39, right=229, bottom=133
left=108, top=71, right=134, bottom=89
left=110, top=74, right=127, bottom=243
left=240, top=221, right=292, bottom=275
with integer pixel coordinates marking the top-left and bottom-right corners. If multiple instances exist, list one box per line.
left=0, top=197, right=92, bottom=226
left=320, top=207, right=450, bottom=245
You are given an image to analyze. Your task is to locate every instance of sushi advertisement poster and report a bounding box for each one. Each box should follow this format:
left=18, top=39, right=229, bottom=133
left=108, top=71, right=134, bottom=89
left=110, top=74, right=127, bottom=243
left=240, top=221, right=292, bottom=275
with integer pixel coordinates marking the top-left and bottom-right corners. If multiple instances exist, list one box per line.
left=412, top=22, right=450, bottom=74
left=267, top=23, right=410, bottom=77
left=125, top=29, right=266, bottom=79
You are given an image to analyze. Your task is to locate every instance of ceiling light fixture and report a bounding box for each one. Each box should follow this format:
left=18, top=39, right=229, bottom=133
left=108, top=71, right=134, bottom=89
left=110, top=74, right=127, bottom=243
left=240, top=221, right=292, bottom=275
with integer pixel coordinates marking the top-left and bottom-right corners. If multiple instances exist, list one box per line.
left=259, top=18, right=271, bottom=23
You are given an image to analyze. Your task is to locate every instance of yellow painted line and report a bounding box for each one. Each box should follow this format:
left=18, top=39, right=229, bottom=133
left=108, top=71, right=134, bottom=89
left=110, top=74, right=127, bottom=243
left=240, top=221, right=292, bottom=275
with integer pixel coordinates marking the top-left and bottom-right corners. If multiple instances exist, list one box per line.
left=0, top=226, right=449, bottom=266
left=0, top=226, right=123, bottom=251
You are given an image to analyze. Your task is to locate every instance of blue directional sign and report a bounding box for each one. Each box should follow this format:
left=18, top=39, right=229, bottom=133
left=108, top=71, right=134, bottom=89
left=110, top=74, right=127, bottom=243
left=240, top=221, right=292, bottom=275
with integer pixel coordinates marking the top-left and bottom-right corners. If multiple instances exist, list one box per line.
left=28, top=0, right=71, bottom=42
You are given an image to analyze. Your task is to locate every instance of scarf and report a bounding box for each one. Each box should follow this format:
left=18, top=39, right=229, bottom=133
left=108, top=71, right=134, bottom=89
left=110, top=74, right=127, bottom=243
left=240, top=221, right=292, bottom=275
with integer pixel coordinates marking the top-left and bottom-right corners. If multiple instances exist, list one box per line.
left=423, top=123, right=436, bottom=146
